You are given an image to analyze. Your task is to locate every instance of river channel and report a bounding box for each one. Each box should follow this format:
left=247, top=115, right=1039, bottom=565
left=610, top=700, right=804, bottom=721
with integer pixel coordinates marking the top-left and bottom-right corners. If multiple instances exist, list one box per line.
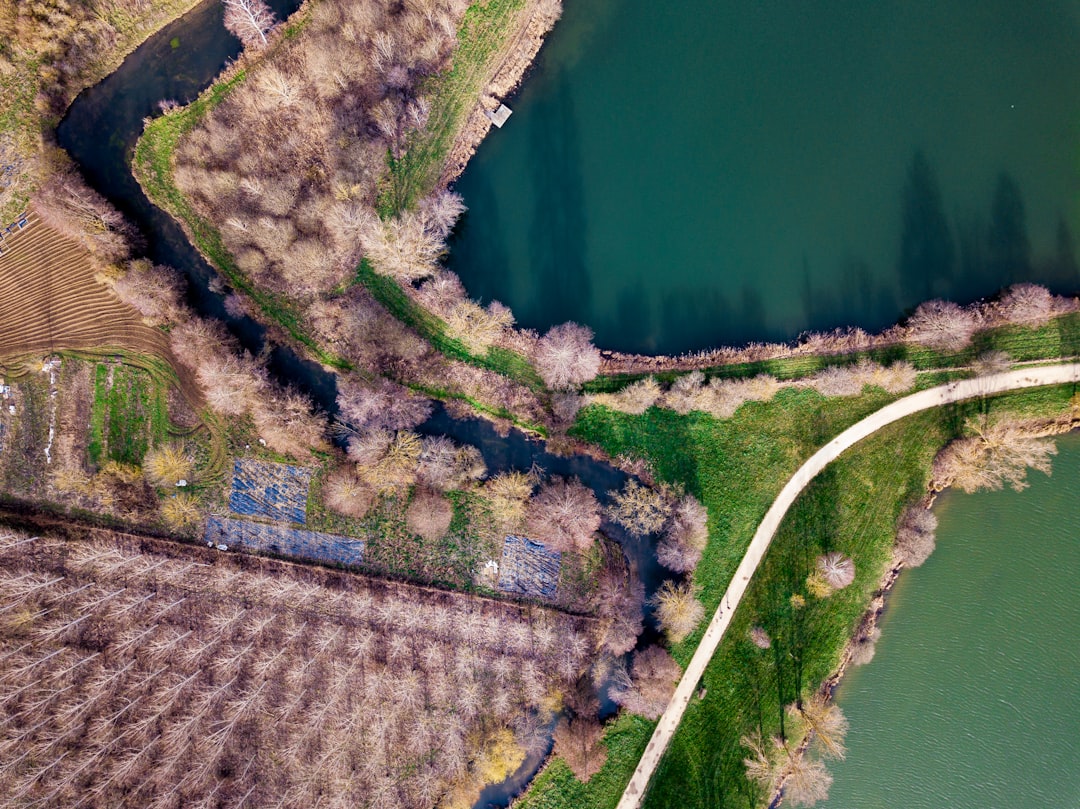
left=823, top=431, right=1080, bottom=808
left=53, top=0, right=1080, bottom=806
left=55, top=3, right=659, bottom=805
left=449, top=0, right=1080, bottom=355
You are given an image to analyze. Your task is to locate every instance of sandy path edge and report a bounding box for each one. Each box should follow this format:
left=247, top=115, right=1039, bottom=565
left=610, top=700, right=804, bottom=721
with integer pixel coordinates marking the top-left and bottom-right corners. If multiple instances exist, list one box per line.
left=616, top=363, right=1080, bottom=808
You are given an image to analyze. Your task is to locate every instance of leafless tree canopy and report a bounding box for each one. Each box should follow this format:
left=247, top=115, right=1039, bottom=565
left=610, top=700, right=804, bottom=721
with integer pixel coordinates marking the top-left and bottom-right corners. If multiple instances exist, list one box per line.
left=651, top=579, right=704, bottom=644
left=406, top=487, right=454, bottom=541
left=525, top=476, right=601, bottom=553
left=0, top=529, right=593, bottom=808
left=337, top=376, right=433, bottom=432
left=533, top=323, right=601, bottom=389
left=906, top=299, right=980, bottom=351
left=175, top=0, right=468, bottom=298
left=656, top=494, right=709, bottom=573
left=611, top=645, right=681, bottom=720
left=34, top=167, right=136, bottom=261
left=592, top=551, right=644, bottom=656
left=895, top=504, right=937, bottom=567
left=111, top=259, right=188, bottom=326
left=932, top=420, right=1057, bottom=493
left=170, top=317, right=327, bottom=457
left=815, top=552, right=855, bottom=591
left=222, top=0, right=277, bottom=48
left=998, top=282, right=1057, bottom=326
left=552, top=716, right=607, bottom=783
left=782, top=753, right=833, bottom=807
left=322, top=468, right=376, bottom=519
left=605, top=479, right=671, bottom=537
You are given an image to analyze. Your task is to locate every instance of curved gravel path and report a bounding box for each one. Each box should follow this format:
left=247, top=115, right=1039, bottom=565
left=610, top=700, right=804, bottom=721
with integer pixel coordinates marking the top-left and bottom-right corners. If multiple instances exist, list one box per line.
left=617, top=363, right=1080, bottom=809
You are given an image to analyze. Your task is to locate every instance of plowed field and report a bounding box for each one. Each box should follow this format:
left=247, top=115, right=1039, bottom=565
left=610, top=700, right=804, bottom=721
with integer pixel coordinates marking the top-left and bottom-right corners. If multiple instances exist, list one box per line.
left=0, top=213, right=169, bottom=359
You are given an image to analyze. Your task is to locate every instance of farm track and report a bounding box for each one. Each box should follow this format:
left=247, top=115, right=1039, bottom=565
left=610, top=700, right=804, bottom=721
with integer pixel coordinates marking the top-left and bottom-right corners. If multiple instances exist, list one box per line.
left=0, top=214, right=170, bottom=361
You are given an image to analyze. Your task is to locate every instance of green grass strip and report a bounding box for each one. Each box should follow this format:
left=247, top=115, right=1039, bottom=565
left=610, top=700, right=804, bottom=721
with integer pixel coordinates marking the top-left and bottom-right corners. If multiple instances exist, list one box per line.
left=354, top=260, right=545, bottom=390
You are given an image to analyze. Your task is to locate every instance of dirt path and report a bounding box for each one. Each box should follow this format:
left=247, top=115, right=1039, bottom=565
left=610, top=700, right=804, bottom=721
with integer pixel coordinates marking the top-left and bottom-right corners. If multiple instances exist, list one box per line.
left=617, top=363, right=1080, bottom=808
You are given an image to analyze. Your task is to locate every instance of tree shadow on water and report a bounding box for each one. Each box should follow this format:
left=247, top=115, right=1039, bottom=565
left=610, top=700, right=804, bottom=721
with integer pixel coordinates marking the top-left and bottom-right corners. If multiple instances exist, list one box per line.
left=527, top=70, right=590, bottom=326
left=897, top=149, right=955, bottom=304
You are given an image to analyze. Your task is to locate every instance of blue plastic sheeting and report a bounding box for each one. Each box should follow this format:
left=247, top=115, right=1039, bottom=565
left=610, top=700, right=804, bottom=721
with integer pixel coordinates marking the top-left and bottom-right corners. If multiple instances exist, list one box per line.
left=205, top=516, right=365, bottom=567
left=228, top=459, right=311, bottom=524
left=496, top=535, right=561, bottom=598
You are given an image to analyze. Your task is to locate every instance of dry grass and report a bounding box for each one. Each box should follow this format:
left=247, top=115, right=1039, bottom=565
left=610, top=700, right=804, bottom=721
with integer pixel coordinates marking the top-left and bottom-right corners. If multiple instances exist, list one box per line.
left=0, top=527, right=594, bottom=807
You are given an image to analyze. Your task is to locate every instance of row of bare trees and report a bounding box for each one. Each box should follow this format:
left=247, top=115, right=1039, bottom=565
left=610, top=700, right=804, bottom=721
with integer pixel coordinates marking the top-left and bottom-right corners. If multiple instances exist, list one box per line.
left=601, top=282, right=1079, bottom=379
left=0, top=528, right=594, bottom=808
left=592, top=359, right=917, bottom=420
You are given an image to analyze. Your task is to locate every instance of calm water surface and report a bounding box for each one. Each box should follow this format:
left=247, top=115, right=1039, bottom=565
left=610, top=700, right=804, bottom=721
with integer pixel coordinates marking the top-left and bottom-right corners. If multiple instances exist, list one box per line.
left=823, top=431, right=1080, bottom=808
left=449, top=0, right=1080, bottom=354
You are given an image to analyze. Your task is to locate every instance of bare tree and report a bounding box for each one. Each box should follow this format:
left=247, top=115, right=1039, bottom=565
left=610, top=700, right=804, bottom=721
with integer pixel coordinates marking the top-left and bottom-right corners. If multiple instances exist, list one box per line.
left=998, top=282, right=1056, bottom=326
left=322, top=469, right=375, bottom=519
left=656, top=494, right=709, bottom=573
left=143, top=444, right=194, bottom=487
left=336, top=377, right=432, bottom=432
left=651, top=580, right=704, bottom=644
left=112, top=260, right=188, bottom=326
left=222, top=0, right=277, bottom=47
left=593, top=555, right=644, bottom=656
left=815, top=553, right=855, bottom=591
left=34, top=167, right=136, bottom=261
left=552, top=717, right=607, bottom=782
left=406, top=488, right=454, bottom=541
left=605, top=480, right=670, bottom=537
left=591, top=377, right=662, bottom=415
left=932, top=420, right=1057, bottom=493
left=482, top=472, right=533, bottom=534
left=610, top=645, right=680, bottom=720
left=793, top=694, right=848, bottom=760
left=972, top=350, right=1011, bottom=377
left=782, top=753, right=833, bottom=807
left=525, top=477, right=601, bottom=553
left=906, top=299, right=979, bottom=351
left=895, top=504, right=937, bottom=567
left=533, top=323, right=601, bottom=390
left=749, top=626, right=772, bottom=650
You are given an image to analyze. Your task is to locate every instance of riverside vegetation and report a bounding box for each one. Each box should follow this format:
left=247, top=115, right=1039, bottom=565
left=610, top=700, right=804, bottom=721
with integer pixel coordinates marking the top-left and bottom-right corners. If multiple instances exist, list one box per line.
left=10, top=0, right=1080, bottom=806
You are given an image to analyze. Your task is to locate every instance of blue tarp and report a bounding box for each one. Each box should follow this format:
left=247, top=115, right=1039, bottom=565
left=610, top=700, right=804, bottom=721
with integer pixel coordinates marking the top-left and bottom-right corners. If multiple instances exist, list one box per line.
left=205, top=516, right=365, bottom=567
left=228, top=459, right=311, bottom=524
left=496, top=535, right=561, bottom=598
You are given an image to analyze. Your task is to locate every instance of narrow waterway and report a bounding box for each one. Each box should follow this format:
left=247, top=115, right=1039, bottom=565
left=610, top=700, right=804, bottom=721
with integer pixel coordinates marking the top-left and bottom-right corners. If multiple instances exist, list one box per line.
left=54, top=4, right=662, bottom=805
left=823, top=431, right=1080, bottom=807
left=449, top=0, right=1080, bottom=354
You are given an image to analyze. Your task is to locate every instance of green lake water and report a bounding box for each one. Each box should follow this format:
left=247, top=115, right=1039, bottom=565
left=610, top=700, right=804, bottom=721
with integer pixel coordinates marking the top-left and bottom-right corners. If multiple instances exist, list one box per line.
left=448, top=0, right=1080, bottom=354
left=822, top=431, right=1080, bottom=808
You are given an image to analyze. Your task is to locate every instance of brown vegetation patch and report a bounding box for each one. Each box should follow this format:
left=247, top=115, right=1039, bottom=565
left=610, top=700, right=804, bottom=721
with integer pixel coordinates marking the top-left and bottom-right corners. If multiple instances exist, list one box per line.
left=0, top=527, right=594, bottom=807
left=0, top=216, right=170, bottom=360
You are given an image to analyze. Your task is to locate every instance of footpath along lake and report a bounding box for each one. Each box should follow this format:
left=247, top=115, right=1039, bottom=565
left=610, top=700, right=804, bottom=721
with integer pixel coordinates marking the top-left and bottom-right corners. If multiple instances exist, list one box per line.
left=54, top=0, right=1080, bottom=806
left=449, top=0, right=1080, bottom=354
left=823, top=431, right=1080, bottom=808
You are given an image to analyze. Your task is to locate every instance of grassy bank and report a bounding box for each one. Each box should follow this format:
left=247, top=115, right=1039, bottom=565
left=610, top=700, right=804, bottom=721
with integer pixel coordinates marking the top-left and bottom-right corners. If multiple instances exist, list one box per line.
left=585, top=312, right=1080, bottom=393
left=0, top=0, right=202, bottom=222
left=517, top=381, right=1077, bottom=808
left=378, top=0, right=529, bottom=214
left=133, top=58, right=351, bottom=371
left=354, top=259, right=544, bottom=391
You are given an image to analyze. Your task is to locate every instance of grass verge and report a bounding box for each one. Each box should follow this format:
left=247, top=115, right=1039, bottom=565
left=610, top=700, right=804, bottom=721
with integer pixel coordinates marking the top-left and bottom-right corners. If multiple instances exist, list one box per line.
left=585, top=313, right=1080, bottom=393
left=518, top=382, right=1077, bottom=808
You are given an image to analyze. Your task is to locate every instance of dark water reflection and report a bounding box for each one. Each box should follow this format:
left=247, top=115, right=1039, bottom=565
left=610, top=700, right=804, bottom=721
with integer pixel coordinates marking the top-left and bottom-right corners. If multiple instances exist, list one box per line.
left=448, top=0, right=1080, bottom=354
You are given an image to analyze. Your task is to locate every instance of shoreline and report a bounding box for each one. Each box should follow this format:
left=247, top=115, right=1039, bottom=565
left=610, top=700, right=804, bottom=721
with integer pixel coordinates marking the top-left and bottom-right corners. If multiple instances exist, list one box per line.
left=772, top=410, right=1080, bottom=807
left=441, top=0, right=562, bottom=189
